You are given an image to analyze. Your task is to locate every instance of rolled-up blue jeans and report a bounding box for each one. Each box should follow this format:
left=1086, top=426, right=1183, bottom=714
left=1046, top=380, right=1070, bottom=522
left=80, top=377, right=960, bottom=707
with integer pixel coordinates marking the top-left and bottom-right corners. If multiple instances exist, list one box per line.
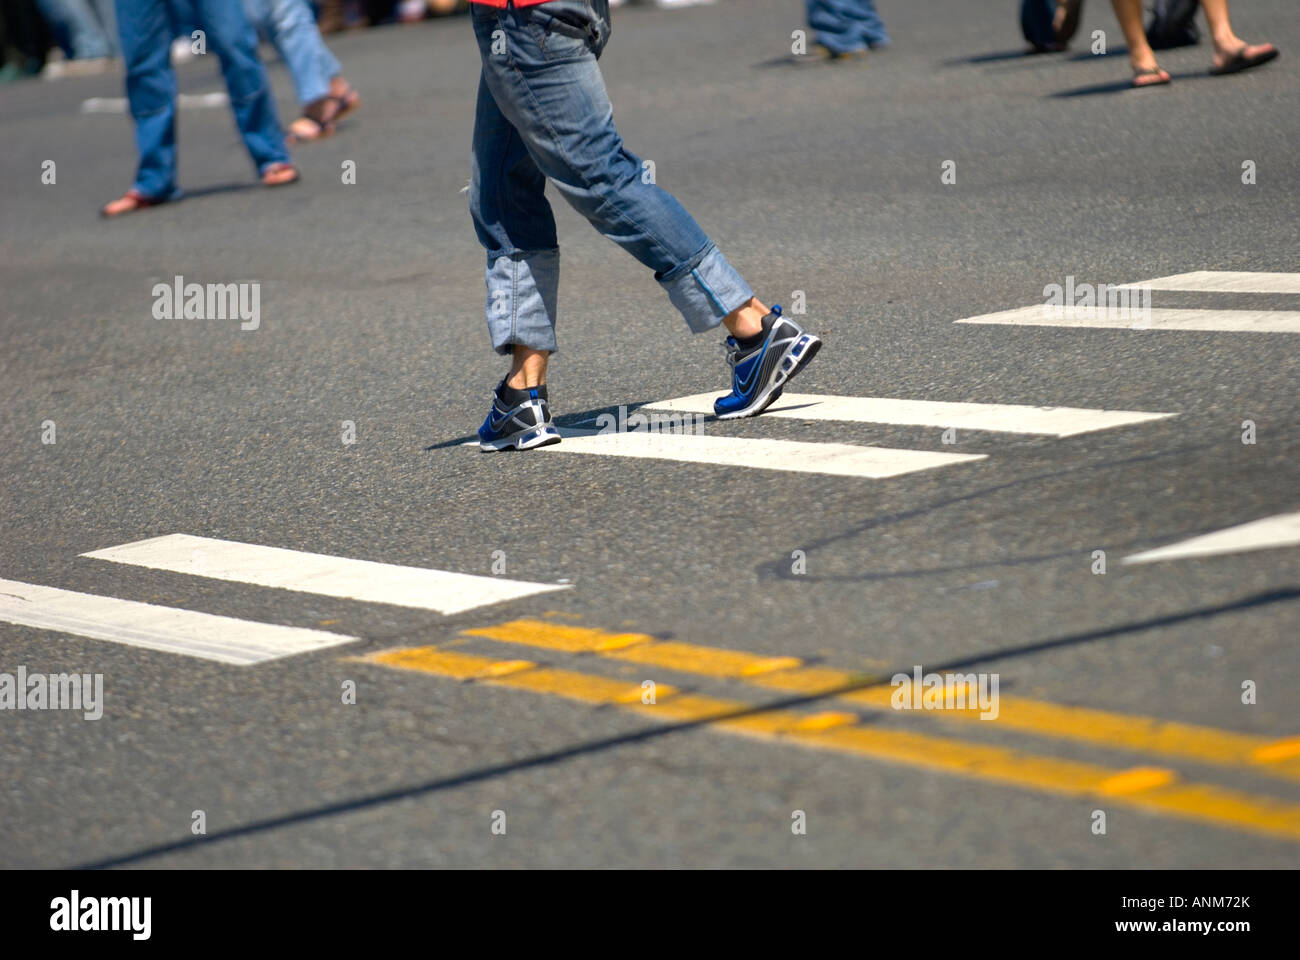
left=468, top=0, right=753, bottom=355
left=806, top=0, right=890, bottom=54
left=242, top=0, right=341, bottom=106
left=113, top=0, right=290, bottom=198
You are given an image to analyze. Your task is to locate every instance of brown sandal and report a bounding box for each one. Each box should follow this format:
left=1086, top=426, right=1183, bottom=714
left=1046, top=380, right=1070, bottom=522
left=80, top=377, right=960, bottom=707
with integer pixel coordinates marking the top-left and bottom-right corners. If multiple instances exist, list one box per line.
left=330, top=79, right=361, bottom=121
left=287, top=95, right=341, bottom=143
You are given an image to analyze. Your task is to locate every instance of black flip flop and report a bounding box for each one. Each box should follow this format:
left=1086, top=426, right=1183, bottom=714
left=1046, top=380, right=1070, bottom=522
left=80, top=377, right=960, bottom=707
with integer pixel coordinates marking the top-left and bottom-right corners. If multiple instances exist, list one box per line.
left=1132, top=66, right=1172, bottom=88
left=1210, top=45, right=1279, bottom=76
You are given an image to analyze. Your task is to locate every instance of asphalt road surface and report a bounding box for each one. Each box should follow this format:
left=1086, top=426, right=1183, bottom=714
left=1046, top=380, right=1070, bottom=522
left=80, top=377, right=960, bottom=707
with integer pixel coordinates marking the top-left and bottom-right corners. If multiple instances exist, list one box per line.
left=2, top=0, right=1298, bottom=868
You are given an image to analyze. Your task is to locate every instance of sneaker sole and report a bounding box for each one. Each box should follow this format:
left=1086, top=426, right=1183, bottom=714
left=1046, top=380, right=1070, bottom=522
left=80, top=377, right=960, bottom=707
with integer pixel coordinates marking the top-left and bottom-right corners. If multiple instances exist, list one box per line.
left=479, top=426, right=561, bottom=452
left=715, top=333, right=821, bottom=420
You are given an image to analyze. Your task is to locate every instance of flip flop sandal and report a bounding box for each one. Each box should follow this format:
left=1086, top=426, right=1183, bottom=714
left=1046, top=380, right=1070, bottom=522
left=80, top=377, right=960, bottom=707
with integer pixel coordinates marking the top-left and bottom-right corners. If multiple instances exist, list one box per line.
left=261, top=162, right=300, bottom=187
left=287, top=113, right=335, bottom=143
left=287, top=96, right=341, bottom=143
left=100, top=187, right=178, bottom=218
left=1211, top=44, right=1279, bottom=75
left=1132, top=66, right=1172, bottom=88
left=331, top=83, right=361, bottom=121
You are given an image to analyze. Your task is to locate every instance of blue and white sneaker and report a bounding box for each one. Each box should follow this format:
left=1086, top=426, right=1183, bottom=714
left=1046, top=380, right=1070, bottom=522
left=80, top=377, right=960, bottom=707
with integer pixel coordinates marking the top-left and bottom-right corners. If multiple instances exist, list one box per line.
left=478, top=380, right=561, bottom=451
left=714, top=305, right=821, bottom=419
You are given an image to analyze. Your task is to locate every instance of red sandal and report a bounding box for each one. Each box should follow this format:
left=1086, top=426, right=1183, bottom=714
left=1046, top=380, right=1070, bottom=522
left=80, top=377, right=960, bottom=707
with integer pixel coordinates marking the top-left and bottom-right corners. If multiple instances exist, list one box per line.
left=101, top=188, right=175, bottom=218
left=261, top=162, right=300, bottom=187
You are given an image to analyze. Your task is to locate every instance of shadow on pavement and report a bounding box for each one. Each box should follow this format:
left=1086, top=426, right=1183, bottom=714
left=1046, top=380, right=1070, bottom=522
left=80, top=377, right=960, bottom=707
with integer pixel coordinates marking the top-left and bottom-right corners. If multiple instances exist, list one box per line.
left=423, top=401, right=657, bottom=450
left=1051, top=70, right=1208, bottom=96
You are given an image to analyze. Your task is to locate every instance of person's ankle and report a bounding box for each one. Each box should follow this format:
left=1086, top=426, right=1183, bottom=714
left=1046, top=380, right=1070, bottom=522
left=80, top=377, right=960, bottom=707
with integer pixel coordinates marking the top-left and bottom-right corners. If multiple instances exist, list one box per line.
left=723, top=298, right=770, bottom=339
left=1211, top=31, right=1240, bottom=54
left=506, top=346, right=548, bottom=389
left=506, top=368, right=546, bottom=390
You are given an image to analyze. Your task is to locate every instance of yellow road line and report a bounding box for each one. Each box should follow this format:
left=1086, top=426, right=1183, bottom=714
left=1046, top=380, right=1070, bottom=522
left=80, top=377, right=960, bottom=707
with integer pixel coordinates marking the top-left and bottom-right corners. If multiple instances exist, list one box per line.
left=462, top=618, right=1300, bottom=781
left=357, top=645, right=1300, bottom=842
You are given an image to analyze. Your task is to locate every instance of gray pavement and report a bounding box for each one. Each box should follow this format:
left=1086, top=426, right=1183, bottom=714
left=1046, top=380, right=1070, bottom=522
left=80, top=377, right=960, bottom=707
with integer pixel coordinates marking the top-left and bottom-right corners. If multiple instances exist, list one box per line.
left=1, top=0, right=1298, bottom=868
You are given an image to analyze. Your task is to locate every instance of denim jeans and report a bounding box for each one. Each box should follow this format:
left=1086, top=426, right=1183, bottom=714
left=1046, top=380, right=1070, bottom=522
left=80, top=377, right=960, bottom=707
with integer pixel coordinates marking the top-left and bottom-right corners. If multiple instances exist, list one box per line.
left=35, top=0, right=120, bottom=58
left=468, top=0, right=753, bottom=355
left=113, top=0, right=290, bottom=198
left=806, top=0, right=889, bottom=54
left=242, top=0, right=340, bottom=106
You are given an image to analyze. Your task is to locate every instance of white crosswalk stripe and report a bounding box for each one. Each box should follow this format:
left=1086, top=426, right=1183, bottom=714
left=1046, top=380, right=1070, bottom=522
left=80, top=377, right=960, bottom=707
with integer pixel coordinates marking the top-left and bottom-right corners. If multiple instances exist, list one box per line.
left=81, top=534, right=568, bottom=615
left=0, top=578, right=358, bottom=665
left=1122, top=511, right=1300, bottom=565
left=957, top=271, right=1300, bottom=333
left=1117, top=272, right=1300, bottom=294
left=645, top=393, right=1176, bottom=437
left=542, top=429, right=985, bottom=478
left=956, top=305, right=1300, bottom=333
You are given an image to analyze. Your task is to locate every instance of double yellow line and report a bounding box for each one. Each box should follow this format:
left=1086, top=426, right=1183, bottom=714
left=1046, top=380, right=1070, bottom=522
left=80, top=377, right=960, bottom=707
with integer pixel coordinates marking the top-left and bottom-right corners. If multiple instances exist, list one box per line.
left=357, top=617, right=1300, bottom=841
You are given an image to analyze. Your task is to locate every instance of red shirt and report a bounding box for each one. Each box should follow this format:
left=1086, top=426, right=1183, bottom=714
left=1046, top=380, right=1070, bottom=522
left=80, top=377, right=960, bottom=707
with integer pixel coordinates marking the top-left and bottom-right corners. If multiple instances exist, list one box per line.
left=469, top=0, right=554, bottom=6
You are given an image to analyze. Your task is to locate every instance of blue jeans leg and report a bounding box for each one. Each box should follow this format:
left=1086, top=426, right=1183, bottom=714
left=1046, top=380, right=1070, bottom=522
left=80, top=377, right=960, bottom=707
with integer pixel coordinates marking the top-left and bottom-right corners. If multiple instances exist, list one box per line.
left=806, top=0, right=889, bottom=53
left=244, top=0, right=340, bottom=106
left=470, top=67, right=562, bottom=355
left=192, top=0, right=290, bottom=173
left=468, top=0, right=752, bottom=354
left=36, top=0, right=116, bottom=58
left=114, top=0, right=178, bottom=197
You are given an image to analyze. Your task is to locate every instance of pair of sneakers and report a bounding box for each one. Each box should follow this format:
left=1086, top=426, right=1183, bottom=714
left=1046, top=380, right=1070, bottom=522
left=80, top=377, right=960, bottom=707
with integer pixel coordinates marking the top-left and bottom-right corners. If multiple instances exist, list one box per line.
left=478, top=306, right=821, bottom=451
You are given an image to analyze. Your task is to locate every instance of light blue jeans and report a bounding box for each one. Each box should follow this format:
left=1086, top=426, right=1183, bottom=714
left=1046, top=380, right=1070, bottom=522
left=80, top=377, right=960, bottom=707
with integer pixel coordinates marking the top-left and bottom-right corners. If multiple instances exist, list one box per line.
left=468, top=0, right=753, bottom=355
left=242, top=0, right=340, bottom=106
left=36, top=0, right=120, bottom=58
left=806, top=0, right=890, bottom=54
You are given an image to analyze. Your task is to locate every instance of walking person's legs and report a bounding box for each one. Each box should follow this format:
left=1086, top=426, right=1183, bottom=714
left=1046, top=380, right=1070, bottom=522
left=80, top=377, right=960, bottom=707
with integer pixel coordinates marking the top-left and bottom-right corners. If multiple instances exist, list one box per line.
left=36, top=0, right=114, bottom=59
left=90, top=0, right=119, bottom=54
left=1108, top=0, right=1170, bottom=85
left=1109, top=0, right=1276, bottom=85
left=468, top=0, right=819, bottom=450
left=190, top=0, right=296, bottom=181
left=805, top=0, right=886, bottom=57
left=1199, top=0, right=1277, bottom=74
left=103, top=0, right=181, bottom=213
left=468, top=67, right=563, bottom=450
left=245, top=0, right=359, bottom=140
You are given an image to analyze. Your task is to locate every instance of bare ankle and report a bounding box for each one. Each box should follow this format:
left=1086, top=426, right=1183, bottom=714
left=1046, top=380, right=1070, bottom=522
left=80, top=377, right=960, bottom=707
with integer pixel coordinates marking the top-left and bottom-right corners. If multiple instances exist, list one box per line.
left=507, top=346, right=549, bottom=389
left=722, top=297, right=770, bottom=339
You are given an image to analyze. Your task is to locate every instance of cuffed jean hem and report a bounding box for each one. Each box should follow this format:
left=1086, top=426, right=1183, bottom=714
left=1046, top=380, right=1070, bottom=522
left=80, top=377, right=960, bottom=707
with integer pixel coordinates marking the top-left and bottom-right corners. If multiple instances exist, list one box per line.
left=657, top=241, right=754, bottom=334
left=485, top=248, right=560, bottom=355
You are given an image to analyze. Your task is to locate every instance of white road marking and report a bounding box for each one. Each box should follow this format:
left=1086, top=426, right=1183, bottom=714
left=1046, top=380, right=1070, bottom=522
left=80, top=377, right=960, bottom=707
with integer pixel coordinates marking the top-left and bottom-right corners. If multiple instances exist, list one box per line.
left=80, top=92, right=228, bottom=114
left=1117, top=272, right=1300, bottom=294
left=81, top=534, right=568, bottom=615
left=955, top=305, right=1300, bottom=333
left=542, top=430, right=984, bottom=478
left=1123, top=511, right=1300, bottom=565
left=0, top=578, right=356, bottom=665
left=644, top=393, right=1175, bottom=438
